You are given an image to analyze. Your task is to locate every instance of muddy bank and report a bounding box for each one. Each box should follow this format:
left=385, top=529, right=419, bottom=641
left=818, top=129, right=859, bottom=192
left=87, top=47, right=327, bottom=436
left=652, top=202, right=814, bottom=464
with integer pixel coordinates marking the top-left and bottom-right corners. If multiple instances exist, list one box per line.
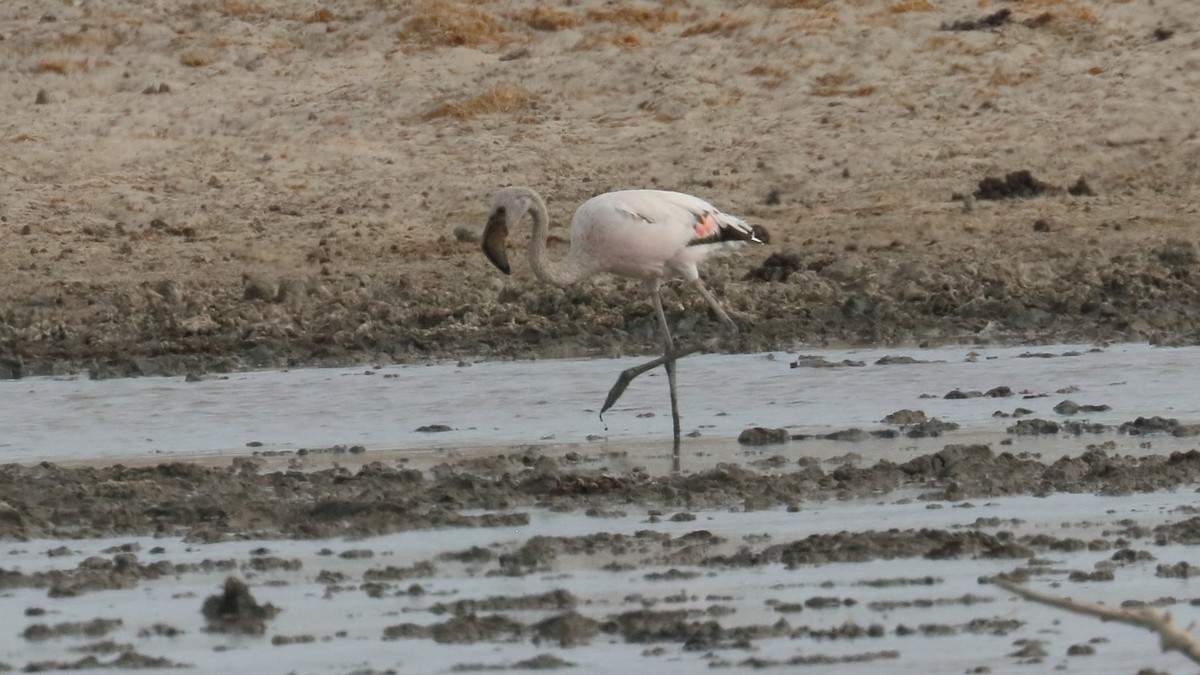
left=3, top=0, right=1199, bottom=378
left=5, top=233, right=1200, bottom=379
left=4, top=443, right=1200, bottom=543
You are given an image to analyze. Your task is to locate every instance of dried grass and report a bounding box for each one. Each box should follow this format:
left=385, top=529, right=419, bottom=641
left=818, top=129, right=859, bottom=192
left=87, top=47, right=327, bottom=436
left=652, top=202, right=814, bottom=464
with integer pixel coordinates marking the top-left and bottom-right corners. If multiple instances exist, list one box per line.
left=865, top=0, right=935, bottom=25
left=811, top=70, right=874, bottom=97
left=34, top=59, right=72, bottom=75
left=787, top=7, right=840, bottom=33
left=585, top=5, right=681, bottom=31
left=771, top=0, right=834, bottom=7
left=987, top=69, right=1036, bottom=86
left=748, top=63, right=789, bottom=89
left=572, top=31, right=643, bottom=50
left=681, top=13, right=751, bottom=37
left=748, top=64, right=787, bottom=78
left=58, top=27, right=123, bottom=50
left=424, top=84, right=535, bottom=120
left=219, top=0, right=269, bottom=17
left=397, top=1, right=511, bottom=50
left=887, top=0, right=936, bottom=12
left=306, top=8, right=335, bottom=23
left=515, top=6, right=582, bottom=31
left=179, top=49, right=217, bottom=67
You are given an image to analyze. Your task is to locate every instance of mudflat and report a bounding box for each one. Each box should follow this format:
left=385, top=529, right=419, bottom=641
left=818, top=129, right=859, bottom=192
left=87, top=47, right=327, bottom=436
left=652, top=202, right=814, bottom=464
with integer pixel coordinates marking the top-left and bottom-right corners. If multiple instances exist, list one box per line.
left=1, top=0, right=1198, bottom=377
left=3, top=1, right=1200, bottom=672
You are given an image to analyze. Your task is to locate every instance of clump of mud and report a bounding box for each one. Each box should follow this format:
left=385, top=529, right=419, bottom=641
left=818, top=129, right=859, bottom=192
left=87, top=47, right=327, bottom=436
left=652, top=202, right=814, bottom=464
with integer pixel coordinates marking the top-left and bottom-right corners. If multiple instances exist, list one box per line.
left=972, top=170, right=1056, bottom=200
left=201, top=577, right=279, bottom=635
left=21, top=651, right=186, bottom=671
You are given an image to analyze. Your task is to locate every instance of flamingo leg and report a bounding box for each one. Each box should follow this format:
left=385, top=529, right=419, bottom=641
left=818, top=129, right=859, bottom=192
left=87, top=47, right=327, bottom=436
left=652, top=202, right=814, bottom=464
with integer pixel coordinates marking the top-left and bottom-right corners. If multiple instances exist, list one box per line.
left=691, top=279, right=738, bottom=335
left=647, top=283, right=682, bottom=442
left=599, top=281, right=700, bottom=448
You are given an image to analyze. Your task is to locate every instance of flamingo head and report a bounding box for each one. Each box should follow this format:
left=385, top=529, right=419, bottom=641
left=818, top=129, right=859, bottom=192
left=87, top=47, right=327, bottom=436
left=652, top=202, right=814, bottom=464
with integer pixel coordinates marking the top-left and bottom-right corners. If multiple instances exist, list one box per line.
left=481, top=205, right=511, bottom=274
left=483, top=187, right=541, bottom=275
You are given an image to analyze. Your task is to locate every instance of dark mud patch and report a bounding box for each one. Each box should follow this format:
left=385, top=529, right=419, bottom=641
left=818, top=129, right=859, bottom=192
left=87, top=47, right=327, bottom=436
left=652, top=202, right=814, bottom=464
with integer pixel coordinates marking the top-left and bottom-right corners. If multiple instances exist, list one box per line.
left=1054, top=400, right=1112, bottom=415
left=972, top=170, right=1056, bottom=200
left=874, top=355, right=937, bottom=365
left=940, top=8, right=1010, bottom=31
left=22, top=618, right=122, bottom=641
left=201, top=577, right=279, bottom=635
left=729, top=651, right=900, bottom=668
left=5, top=444, right=1200, bottom=549
left=493, top=530, right=724, bottom=576
left=707, top=529, right=1032, bottom=568
left=431, top=589, right=577, bottom=616
left=21, top=651, right=187, bottom=671
left=451, top=654, right=576, bottom=671
left=0, top=554, right=240, bottom=598
left=602, top=608, right=796, bottom=649
left=789, top=355, right=865, bottom=368
left=737, top=427, right=789, bottom=445
left=1119, top=416, right=1200, bottom=436
left=866, top=593, right=993, bottom=612
left=385, top=613, right=528, bottom=644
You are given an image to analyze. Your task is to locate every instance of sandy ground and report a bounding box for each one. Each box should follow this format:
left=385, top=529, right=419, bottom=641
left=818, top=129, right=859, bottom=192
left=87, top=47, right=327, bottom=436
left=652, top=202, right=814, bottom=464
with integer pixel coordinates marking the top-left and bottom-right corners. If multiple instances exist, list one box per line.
left=1, top=0, right=1200, bottom=377
left=4, top=0, right=1200, bottom=672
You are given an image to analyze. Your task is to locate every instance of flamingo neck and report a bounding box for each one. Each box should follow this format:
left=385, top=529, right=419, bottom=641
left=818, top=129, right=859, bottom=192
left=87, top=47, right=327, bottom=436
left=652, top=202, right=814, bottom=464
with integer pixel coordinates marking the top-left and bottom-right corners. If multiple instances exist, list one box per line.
left=525, top=190, right=590, bottom=287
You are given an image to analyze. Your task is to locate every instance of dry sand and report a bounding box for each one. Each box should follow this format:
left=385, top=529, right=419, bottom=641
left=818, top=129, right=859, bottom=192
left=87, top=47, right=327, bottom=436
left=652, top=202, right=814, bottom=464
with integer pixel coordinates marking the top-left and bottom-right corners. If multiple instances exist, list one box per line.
left=1, top=0, right=1199, bottom=377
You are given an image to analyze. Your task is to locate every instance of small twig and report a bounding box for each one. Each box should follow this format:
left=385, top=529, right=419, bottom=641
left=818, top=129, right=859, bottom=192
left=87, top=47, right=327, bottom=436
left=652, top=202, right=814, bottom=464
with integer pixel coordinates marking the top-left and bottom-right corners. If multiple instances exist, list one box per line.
left=599, top=344, right=702, bottom=422
left=993, top=578, right=1200, bottom=665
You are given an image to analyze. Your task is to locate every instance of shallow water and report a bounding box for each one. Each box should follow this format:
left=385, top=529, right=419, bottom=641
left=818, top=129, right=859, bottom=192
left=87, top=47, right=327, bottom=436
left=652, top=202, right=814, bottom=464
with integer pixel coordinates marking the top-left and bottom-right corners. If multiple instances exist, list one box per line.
left=3, top=342, right=1199, bottom=466
left=3, top=492, right=1197, bottom=673
left=4, top=343, right=1200, bottom=673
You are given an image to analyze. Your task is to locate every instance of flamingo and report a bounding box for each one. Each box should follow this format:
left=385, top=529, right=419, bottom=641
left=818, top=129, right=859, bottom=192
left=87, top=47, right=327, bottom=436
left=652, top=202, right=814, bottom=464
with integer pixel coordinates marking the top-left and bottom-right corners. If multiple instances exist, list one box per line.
left=481, top=186, right=769, bottom=444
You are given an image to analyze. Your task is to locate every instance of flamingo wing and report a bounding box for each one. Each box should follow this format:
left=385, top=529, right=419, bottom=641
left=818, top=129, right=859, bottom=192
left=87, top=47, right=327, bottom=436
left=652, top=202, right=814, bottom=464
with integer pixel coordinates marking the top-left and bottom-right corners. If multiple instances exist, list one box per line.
left=570, top=190, right=766, bottom=280
left=603, top=190, right=764, bottom=244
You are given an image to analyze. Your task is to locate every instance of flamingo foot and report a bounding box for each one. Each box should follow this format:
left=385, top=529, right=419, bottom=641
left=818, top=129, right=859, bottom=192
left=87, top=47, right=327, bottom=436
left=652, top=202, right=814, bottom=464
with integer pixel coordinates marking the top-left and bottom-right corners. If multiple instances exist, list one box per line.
left=598, top=345, right=702, bottom=420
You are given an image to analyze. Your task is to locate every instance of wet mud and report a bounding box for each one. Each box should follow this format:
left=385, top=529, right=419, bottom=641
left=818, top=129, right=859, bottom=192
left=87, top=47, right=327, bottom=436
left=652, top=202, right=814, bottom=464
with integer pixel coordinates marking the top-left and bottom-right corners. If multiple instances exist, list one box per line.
left=4, top=437, right=1200, bottom=671
left=5, top=227, right=1200, bottom=379
left=6, top=443, right=1200, bottom=545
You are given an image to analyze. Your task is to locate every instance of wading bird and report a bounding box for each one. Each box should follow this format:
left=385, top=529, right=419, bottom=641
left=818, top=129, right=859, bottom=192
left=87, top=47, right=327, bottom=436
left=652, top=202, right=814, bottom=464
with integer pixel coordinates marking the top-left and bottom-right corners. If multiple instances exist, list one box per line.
left=482, top=186, right=768, bottom=444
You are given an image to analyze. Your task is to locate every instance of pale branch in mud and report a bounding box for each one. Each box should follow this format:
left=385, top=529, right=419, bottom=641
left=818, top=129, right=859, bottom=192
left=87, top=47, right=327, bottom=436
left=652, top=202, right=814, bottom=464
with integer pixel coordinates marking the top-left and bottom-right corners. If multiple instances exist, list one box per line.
left=993, top=578, right=1200, bottom=666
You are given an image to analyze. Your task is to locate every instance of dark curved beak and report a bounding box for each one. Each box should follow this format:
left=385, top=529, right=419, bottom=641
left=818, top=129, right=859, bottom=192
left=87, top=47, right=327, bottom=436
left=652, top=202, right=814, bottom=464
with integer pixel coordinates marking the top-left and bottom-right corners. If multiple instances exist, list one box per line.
left=482, top=207, right=511, bottom=274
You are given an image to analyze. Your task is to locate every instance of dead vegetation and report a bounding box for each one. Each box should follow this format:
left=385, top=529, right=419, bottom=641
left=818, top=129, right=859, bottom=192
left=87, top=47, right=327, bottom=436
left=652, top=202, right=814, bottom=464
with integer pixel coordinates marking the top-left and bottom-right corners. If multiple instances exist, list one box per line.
left=514, top=6, right=582, bottom=31
left=888, top=0, right=935, bottom=11
left=681, top=12, right=751, bottom=37
left=58, top=27, right=123, bottom=50
left=424, top=84, right=536, bottom=120
left=395, top=1, right=513, bottom=51
left=178, top=48, right=217, bottom=67
left=33, top=59, right=74, bottom=75
left=785, top=7, right=841, bottom=33
left=811, top=70, right=874, bottom=97
left=571, top=31, right=643, bottom=50
left=584, top=5, right=681, bottom=31
left=768, top=0, right=835, bottom=8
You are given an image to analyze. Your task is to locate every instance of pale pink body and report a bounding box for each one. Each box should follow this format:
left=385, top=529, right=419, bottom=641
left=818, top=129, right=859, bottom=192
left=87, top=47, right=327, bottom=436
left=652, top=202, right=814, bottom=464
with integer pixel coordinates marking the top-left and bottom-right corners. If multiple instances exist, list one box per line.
left=481, top=186, right=767, bottom=440
left=566, top=189, right=755, bottom=283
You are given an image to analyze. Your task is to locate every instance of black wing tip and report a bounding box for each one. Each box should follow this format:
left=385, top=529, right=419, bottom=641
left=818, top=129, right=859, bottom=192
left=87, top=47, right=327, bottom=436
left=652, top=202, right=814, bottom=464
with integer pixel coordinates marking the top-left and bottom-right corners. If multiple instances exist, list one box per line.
left=719, top=223, right=770, bottom=244
left=688, top=222, right=771, bottom=247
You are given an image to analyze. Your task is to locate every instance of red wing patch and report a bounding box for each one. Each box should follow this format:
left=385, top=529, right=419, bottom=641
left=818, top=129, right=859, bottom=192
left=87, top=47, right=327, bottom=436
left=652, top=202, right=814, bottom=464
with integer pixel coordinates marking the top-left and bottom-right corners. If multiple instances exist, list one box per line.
left=693, top=213, right=718, bottom=238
